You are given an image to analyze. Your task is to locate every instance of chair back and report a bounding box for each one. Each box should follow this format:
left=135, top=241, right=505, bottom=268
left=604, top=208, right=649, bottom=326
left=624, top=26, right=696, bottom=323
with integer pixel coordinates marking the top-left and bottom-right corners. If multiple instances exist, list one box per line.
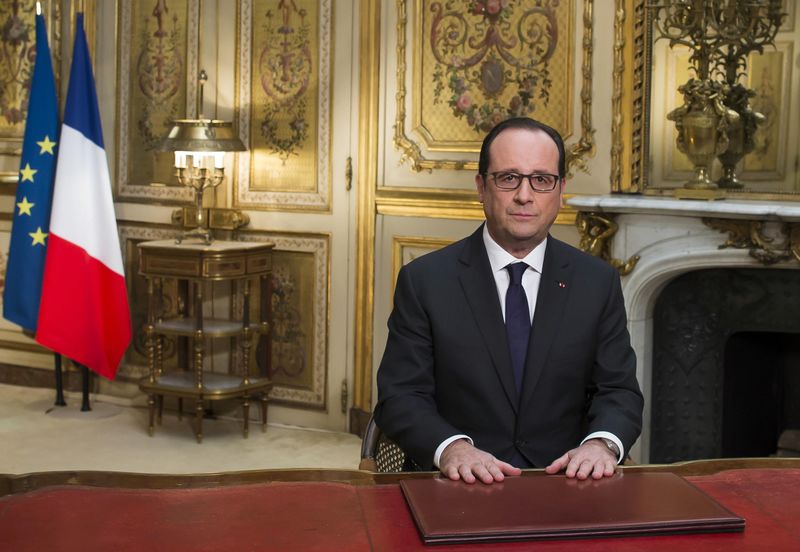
left=358, top=415, right=407, bottom=472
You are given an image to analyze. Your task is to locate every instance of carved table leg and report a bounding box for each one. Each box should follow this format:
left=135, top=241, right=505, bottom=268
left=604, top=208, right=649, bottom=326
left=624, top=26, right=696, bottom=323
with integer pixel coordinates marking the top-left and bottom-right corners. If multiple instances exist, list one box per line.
left=260, top=394, right=269, bottom=432
left=147, top=394, right=155, bottom=436
left=195, top=398, right=204, bottom=444
left=242, top=397, right=250, bottom=438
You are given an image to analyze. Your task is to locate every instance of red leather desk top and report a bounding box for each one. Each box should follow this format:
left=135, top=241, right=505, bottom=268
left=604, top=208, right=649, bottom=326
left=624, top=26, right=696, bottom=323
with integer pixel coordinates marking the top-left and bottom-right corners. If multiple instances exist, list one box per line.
left=1, top=468, right=798, bottom=551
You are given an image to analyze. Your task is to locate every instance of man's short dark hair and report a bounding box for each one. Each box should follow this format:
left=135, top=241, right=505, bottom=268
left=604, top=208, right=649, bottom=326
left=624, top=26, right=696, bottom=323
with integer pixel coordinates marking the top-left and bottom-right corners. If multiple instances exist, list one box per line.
left=478, top=117, right=566, bottom=178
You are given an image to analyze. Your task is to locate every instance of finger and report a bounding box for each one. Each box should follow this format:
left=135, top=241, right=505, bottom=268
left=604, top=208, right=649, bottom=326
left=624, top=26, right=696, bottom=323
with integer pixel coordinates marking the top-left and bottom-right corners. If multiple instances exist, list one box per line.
left=472, top=463, right=495, bottom=485
left=486, top=462, right=507, bottom=482
left=443, top=464, right=461, bottom=481
left=591, top=460, right=606, bottom=480
left=603, top=459, right=616, bottom=478
left=575, top=458, right=594, bottom=480
left=545, top=453, right=570, bottom=474
left=496, top=460, right=522, bottom=476
left=564, top=454, right=582, bottom=478
left=565, top=455, right=589, bottom=479
left=458, top=464, right=477, bottom=484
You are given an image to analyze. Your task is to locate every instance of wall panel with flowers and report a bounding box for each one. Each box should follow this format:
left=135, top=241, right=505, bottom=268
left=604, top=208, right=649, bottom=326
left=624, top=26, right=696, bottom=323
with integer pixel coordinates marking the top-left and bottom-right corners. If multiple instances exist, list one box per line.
left=393, top=0, right=594, bottom=175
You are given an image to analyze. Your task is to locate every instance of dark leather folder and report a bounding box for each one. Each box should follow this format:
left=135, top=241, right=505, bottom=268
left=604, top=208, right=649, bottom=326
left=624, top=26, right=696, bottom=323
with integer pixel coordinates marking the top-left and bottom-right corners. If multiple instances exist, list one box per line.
left=400, top=472, right=744, bottom=544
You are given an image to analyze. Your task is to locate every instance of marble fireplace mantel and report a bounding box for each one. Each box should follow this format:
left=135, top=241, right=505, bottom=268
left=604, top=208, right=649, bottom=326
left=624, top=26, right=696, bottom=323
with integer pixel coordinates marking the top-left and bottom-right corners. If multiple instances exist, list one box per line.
left=567, top=195, right=800, bottom=463
left=569, top=195, right=800, bottom=222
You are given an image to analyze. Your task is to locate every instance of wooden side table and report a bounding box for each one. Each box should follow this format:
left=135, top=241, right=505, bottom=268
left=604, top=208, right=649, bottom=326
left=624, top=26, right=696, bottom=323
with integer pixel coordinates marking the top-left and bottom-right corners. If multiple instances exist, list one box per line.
left=137, top=240, right=274, bottom=442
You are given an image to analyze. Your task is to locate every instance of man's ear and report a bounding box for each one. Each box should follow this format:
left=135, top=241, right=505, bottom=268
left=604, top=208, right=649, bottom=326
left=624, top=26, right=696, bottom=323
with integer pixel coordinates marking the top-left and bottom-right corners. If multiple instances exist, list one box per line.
left=559, top=178, right=566, bottom=207
left=475, top=173, right=486, bottom=203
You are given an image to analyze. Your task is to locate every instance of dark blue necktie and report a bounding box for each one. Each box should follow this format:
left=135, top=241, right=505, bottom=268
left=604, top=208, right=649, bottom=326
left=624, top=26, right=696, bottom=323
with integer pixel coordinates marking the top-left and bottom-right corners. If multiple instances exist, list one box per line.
left=505, top=262, right=530, bottom=392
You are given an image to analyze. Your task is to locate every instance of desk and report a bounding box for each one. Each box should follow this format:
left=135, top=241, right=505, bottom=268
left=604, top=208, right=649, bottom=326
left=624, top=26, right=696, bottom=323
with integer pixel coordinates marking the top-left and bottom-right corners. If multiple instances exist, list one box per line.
left=1, top=459, right=799, bottom=551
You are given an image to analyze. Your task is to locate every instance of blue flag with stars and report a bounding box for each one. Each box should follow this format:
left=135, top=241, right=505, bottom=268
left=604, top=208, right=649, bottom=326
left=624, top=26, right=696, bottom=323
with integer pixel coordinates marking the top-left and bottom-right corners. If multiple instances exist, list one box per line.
left=3, top=13, right=59, bottom=331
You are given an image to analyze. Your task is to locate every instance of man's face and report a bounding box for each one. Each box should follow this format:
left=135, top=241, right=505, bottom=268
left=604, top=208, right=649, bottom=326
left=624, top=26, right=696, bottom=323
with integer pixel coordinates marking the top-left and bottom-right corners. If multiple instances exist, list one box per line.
left=475, top=128, right=564, bottom=258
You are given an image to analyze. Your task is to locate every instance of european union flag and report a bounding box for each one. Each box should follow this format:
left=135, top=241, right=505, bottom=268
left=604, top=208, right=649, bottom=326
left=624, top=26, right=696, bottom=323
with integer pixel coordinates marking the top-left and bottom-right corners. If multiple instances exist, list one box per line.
left=3, top=13, right=59, bottom=331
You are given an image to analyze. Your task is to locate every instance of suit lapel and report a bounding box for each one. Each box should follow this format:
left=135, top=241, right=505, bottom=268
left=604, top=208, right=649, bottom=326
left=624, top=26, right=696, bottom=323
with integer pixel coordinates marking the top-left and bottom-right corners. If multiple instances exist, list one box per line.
left=458, top=227, right=519, bottom=412
left=520, top=237, right=573, bottom=409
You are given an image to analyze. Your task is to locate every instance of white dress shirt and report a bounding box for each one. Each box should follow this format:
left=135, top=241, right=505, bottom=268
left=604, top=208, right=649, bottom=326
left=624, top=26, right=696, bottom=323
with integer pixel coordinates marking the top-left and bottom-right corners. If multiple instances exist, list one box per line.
left=433, top=226, right=623, bottom=467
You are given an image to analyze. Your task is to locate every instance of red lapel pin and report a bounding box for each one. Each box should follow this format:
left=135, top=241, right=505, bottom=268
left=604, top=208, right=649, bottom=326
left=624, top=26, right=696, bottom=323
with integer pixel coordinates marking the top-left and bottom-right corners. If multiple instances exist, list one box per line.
left=557, top=281, right=567, bottom=289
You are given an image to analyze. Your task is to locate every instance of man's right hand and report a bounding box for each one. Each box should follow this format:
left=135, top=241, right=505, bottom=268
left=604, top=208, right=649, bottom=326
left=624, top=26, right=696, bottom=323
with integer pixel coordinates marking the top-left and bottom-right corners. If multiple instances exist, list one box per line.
left=439, top=439, right=521, bottom=484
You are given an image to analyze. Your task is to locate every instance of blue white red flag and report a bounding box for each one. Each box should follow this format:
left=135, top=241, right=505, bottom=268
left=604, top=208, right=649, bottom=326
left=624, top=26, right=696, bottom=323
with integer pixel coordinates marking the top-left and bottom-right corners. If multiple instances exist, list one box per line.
left=36, top=13, right=131, bottom=379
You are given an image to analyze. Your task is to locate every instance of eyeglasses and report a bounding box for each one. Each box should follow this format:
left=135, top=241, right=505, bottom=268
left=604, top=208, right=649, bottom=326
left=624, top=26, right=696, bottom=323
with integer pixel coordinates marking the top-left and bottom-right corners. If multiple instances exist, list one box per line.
left=484, top=171, right=561, bottom=192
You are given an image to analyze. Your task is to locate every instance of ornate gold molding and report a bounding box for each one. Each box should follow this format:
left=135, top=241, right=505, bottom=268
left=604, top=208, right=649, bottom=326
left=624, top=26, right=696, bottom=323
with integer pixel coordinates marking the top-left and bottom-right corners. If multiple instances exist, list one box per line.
left=568, top=0, right=596, bottom=175
left=353, top=0, right=381, bottom=419
left=392, top=235, right=454, bottom=298
left=611, top=0, right=649, bottom=193
left=575, top=211, right=640, bottom=275
left=375, top=188, right=578, bottom=225
left=703, top=218, right=800, bottom=265
left=394, top=0, right=595, bottom=174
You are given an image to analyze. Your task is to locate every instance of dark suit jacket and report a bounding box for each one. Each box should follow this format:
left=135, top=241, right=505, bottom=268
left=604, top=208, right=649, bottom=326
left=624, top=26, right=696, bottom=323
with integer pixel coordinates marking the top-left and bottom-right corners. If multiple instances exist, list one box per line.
left=374, top=225, right=643, bottom=470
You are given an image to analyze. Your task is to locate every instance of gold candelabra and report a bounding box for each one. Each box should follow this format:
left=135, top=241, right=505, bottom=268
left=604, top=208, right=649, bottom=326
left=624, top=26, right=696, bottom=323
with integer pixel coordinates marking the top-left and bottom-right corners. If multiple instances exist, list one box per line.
left=650, top=0, right=785, bottom=190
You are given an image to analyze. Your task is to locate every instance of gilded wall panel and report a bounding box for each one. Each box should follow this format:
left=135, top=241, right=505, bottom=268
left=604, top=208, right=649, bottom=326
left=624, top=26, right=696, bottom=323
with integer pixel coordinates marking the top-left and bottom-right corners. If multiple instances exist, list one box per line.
left=235, top=0, right=332, bottom=211
left=0, top=0, right=60, bottom=183
left=395, top=0, right=594, bottom=173
left=116, top=0, right=199, bottom=202
left=237, top=232, right=329, bottom=410
left=415, top=0, right=572, bottom=148
left=391, top=235, right=452, bottom=298
left=744, top=44, right=793, bottom=179
left=663, top=47, right=694, bottom=179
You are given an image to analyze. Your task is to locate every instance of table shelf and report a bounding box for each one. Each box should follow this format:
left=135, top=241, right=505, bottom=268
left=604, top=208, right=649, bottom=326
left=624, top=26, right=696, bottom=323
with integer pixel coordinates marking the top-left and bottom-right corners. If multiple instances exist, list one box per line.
left=154, top=317, right=270, bottom=338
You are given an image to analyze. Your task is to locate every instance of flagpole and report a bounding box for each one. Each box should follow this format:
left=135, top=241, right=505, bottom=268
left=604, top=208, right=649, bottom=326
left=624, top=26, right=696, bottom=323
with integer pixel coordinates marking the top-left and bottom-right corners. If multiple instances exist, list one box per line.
left=54, top=353, right=66, bottom=406
left=80, top=364, right=92, bottom=411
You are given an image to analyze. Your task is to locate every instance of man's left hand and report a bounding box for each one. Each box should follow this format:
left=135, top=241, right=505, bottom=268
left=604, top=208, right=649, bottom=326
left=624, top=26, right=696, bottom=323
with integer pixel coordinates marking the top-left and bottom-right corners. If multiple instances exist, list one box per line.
left=544, top=439, right=617, bottom=480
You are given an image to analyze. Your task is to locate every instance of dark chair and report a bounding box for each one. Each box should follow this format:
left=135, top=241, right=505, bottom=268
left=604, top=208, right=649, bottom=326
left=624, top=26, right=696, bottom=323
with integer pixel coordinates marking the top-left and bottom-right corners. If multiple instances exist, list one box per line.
left=358, top=415, right=408, bottom=472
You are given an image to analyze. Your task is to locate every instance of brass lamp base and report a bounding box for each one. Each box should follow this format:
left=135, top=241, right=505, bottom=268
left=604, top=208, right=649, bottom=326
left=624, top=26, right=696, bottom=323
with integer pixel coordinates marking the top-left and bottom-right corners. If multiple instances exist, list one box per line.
left=175, top=227, right=214, bottom=245
left=172, top=206, right=250, bottom=245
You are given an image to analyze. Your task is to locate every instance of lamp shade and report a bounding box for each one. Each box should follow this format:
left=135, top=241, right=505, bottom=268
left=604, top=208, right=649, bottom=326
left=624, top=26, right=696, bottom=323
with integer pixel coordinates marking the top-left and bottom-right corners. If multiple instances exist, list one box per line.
left=156, top=119, right=246, bottom=153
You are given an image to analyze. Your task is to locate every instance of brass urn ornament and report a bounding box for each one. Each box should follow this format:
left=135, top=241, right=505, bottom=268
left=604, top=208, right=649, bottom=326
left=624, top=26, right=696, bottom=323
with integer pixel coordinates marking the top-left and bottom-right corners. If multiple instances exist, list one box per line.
left=715, top=84, right=766, bottom=189
left=667, top=79, right=739, bottom=189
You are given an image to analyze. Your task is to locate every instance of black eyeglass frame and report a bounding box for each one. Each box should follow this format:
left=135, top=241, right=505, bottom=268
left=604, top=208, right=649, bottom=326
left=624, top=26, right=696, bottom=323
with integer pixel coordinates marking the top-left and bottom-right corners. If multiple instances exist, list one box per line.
left=483, top=171, right=562, bottom=192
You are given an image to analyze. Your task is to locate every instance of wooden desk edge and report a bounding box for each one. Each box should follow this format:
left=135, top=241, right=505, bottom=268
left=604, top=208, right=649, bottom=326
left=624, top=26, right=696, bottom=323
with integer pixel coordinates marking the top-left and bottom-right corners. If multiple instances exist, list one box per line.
left=2, top=458, right=799, bottom=497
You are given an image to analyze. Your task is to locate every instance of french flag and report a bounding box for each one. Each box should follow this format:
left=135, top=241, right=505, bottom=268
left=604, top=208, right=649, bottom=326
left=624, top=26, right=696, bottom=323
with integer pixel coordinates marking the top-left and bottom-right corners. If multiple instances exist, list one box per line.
left=36, top=13, right=131, bottom=380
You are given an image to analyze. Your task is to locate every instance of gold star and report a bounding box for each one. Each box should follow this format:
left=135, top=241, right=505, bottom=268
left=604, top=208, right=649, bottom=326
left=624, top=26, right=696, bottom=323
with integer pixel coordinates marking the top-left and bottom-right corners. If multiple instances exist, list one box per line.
left=19, top=163, right=37, bottom=183
left=16, top=197, right=34, bottom=216
left=29, top=227, right=48, bottom=246
left=37, top=136, right=57, bottom=155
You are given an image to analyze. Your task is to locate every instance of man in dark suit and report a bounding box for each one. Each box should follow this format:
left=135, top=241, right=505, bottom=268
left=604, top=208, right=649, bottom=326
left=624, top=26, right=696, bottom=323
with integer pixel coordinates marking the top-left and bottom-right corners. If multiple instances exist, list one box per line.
left=374, top=117, right=643, bottom=484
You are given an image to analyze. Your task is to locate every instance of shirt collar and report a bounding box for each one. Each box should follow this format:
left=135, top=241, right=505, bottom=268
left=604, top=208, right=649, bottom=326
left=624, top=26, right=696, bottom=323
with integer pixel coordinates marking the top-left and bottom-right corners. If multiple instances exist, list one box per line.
left=482, top=224, right=547, bottom=275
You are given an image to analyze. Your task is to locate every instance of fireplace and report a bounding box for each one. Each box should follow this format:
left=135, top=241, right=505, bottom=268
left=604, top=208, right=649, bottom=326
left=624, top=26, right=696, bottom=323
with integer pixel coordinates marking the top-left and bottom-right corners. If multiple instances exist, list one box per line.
left=568, top=195, right=800, bottom=463
left=650, top=268, right=800, bottom=463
